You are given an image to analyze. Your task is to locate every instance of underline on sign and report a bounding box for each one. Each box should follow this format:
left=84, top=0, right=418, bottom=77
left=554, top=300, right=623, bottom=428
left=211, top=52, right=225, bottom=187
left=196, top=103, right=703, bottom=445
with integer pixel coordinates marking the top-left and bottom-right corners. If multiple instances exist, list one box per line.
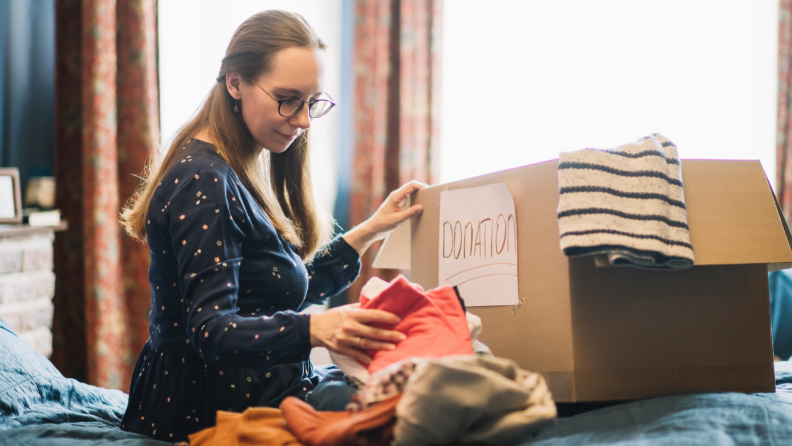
left=454, top=273, right=518, bottom=286
left=446, top=263, right=516, bottom=281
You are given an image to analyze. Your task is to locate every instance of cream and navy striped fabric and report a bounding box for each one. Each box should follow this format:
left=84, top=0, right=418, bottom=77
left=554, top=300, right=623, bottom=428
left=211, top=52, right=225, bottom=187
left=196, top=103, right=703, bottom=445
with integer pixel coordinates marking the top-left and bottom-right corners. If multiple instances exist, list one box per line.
left=556, top=134, right=694, bottom=270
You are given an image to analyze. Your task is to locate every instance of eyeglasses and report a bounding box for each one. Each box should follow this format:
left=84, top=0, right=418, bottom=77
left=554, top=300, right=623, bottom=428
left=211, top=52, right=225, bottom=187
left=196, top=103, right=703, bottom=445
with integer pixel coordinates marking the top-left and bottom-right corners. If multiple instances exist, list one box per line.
left=252, top=81, right=336, bottom=118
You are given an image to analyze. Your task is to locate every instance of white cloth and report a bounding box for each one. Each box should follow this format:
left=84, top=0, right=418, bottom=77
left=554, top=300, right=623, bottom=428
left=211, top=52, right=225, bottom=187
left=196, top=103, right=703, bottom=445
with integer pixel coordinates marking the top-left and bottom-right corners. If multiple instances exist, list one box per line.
left=557, top=133, right=694, bottom=269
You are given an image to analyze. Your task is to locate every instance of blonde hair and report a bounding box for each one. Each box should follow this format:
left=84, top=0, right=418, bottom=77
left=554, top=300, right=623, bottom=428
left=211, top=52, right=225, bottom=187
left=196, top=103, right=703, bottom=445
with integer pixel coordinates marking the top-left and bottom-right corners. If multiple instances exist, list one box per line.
left=121, top=10, right=332, bottom=260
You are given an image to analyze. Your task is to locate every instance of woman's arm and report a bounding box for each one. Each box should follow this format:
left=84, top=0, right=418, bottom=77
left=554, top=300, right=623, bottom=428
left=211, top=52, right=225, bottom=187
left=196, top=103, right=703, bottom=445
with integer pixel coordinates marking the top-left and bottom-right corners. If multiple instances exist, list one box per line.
left=306, top=181, right=427, bottom=363
left=300, top=181, right=426, bottom=309
left=299, top=236, right=361, bottom=310
left=309, top=305, right=406, bottom=364
left=343, top=181, right=426, bottom=257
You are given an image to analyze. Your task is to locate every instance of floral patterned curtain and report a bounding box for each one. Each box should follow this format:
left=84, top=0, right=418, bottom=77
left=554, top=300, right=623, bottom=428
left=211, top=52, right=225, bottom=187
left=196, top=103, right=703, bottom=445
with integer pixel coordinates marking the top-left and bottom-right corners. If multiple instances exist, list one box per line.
left=52, top=0, right=158, bottom=390
left=346, top=0, right=443, bottom=301
left=779, top=0, right=792, bottom=217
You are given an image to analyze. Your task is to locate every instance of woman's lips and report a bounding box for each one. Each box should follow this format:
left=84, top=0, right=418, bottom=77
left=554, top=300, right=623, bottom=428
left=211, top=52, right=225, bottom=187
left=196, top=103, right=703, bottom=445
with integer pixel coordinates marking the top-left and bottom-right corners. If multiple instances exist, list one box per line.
left=277, top=132, right=298, bottom=141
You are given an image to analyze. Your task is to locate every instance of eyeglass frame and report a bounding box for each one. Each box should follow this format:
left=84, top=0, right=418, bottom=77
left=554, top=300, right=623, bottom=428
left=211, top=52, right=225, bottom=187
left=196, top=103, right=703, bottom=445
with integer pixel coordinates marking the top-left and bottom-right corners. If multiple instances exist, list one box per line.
left=251, top=80, right=336, bottom=118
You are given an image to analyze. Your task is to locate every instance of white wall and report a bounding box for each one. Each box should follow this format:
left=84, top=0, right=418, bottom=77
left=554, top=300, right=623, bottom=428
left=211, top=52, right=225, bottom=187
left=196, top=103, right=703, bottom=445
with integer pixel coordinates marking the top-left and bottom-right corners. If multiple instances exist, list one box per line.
left=441, top=0, right=779, bottom=188
left=158, top=0, right=343, bottom=211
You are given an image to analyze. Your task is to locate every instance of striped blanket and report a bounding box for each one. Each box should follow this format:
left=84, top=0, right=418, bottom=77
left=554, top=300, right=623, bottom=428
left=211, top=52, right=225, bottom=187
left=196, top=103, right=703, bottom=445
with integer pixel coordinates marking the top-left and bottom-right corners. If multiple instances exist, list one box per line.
left=556, top=134, right=694, bottom=270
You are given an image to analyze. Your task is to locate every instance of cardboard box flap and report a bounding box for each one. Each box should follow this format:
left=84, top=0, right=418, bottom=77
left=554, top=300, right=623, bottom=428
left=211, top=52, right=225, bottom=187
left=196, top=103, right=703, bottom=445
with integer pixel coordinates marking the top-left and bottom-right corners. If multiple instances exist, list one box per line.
left=767, top=176, right=792, bottom=272
left=683, top=159, right=792, bottom=266
left=390, top=158, right=792, bottom=269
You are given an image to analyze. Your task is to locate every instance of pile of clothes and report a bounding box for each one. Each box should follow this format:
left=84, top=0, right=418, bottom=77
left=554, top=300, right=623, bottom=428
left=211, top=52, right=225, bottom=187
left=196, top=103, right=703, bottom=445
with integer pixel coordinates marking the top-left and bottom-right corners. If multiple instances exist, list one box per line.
left=189, top=276, right=557, bottom=446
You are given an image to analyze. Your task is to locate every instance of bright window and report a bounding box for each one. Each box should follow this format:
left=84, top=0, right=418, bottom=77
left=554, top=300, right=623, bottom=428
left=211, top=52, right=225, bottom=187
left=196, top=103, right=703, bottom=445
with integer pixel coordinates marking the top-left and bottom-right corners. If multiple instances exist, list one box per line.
left=440, top=0, right=779, bottom=188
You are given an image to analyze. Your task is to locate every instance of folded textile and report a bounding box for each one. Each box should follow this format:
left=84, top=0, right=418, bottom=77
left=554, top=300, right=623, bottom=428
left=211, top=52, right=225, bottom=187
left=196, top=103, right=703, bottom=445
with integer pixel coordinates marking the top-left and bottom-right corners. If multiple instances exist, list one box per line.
left=392, top=355, right=557, bottom=446
left=330, top=275, right=473, bottom=382
left=188, top=408, right=302, bottom=446
left=280, top=394, right=401, bottom=446
left=557, top=133, right=694, bottom=269
left=347, top=358, right=423, bottom=411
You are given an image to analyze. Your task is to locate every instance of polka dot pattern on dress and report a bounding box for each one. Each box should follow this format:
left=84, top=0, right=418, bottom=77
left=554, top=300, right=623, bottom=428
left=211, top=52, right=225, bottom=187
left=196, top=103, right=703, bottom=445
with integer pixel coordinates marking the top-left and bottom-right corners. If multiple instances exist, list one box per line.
left=123, top=141, right=362, bottom=442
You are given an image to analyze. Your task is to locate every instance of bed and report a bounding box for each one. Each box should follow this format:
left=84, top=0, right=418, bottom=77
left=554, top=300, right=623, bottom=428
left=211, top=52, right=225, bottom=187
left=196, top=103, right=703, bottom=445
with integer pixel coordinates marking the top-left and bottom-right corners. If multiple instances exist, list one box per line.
left=0, top=318, right=172, bottom=446
left=3, top=314, right=792, bottom=445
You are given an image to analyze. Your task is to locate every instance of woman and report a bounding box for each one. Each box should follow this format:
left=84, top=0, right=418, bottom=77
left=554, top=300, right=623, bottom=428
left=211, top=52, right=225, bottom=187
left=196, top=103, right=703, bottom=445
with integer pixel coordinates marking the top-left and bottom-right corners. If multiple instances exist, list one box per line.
left=119, top=10, right=423, bottom=442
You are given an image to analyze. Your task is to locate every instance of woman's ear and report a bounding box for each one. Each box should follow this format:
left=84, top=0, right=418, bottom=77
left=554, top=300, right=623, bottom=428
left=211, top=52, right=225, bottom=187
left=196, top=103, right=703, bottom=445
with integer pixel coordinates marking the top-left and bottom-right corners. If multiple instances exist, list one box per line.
left=226, top=72, right=242, bottom=100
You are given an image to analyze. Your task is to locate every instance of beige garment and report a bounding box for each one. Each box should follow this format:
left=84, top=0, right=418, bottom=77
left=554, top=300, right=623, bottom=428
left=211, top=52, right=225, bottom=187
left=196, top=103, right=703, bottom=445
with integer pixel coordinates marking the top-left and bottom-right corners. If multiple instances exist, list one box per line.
left=393, top=355, right=557, bottom=446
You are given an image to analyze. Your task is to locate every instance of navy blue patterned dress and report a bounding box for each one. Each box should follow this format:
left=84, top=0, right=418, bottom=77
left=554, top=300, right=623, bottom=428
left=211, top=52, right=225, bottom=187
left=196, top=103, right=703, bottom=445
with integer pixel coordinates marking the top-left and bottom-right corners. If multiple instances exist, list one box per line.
left=121, top=139, right=361, bottom=442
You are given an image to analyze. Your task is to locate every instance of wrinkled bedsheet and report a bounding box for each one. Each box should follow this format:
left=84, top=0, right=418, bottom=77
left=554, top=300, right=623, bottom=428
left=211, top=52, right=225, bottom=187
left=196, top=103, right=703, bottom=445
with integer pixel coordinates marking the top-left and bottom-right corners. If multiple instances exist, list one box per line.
left=5, top=314, right=792, bottom=445
left=0, top=319, right=171, bottom=445
left=517, top=362, right=792, bottom=445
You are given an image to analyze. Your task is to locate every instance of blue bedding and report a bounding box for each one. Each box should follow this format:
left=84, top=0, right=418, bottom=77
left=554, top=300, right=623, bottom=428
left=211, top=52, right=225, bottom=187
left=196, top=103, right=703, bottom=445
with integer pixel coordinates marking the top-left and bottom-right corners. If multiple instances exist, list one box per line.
left=0, top=318, right=171, bottom=445
left=4, top=315, right=792, bottom=445
left=520, top=378, right=792, bottom=445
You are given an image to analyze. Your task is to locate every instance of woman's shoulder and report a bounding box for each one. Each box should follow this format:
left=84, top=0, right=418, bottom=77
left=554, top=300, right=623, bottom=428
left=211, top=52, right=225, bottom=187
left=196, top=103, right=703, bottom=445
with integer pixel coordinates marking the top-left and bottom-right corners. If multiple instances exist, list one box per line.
left=154, top=140, right=240, bottom=199
left=167, top=139, right=233, bottom=176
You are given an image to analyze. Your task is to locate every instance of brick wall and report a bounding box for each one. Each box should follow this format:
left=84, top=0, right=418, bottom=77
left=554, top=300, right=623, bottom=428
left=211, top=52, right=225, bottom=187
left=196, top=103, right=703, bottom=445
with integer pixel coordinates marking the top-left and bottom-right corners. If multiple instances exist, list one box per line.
left=0, top=228, right=56, bottom=357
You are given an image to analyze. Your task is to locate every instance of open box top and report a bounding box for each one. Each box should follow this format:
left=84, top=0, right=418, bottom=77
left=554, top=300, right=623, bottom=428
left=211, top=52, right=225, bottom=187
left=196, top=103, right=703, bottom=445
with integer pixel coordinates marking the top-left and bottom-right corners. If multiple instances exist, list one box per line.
left=391, top=159, right=792, bottom=273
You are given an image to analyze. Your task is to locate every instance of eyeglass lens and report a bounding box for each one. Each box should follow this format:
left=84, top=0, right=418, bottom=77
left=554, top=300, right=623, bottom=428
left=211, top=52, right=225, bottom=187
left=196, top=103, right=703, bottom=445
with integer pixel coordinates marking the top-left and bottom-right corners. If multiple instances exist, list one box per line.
left=279, top=98, right=333, bottom=118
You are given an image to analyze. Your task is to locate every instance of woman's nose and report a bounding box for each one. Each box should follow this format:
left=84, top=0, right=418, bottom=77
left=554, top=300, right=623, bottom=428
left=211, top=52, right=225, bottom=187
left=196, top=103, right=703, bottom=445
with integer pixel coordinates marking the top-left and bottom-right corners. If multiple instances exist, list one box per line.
left=290, top=105, right=311, bottom=130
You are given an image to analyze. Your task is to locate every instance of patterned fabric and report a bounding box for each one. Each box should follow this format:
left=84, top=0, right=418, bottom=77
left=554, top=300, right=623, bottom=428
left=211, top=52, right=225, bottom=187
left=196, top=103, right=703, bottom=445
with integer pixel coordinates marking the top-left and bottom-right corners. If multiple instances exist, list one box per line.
left=347, top=358, right=422, bottom=412
left=52, top=0, right=159, bottom=389
left=346, top=0, right=443, bottom=302
left=557, top=134, right=694, bottom=269
left=779, top=0, right=792, bottom=218
left=120, top=140, right=361, bottom=443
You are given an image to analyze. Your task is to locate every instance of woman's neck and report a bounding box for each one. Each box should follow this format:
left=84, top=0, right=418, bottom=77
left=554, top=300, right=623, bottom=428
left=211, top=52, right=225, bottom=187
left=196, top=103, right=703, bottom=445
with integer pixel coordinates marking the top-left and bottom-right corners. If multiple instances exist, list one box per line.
left=192, top=128, right=218, bottom=146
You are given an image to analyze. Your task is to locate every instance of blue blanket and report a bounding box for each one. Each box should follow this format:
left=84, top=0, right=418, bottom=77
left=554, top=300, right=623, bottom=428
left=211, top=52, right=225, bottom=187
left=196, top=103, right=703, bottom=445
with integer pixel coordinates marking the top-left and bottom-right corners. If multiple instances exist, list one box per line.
left=0, top=318, right=170, bottom=445
left=4, top=313, right=792, bottom=445
left=518, top=362, right=792, bottom=445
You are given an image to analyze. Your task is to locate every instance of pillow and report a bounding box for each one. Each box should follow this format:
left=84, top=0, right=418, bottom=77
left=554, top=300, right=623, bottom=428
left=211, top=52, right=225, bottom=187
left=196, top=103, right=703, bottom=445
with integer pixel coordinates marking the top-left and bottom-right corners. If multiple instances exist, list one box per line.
left=0, top=318, right=128, bottom=430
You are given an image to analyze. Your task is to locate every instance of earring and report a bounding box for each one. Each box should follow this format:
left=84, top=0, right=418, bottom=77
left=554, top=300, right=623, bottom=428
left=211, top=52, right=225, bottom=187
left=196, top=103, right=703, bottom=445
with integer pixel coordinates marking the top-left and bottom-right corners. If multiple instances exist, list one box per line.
left=233, top=101, right=239, bottom=113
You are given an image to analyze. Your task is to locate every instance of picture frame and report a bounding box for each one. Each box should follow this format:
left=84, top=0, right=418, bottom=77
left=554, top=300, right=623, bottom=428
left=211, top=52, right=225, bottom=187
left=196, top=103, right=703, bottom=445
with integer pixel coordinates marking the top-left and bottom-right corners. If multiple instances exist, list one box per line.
left=0, top=168, right=23, bottom=224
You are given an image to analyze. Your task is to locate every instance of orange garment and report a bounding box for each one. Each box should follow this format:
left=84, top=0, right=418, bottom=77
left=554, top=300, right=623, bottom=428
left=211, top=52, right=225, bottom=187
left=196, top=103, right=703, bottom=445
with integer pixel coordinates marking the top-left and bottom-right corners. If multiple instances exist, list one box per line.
left=189, top=408, right=303, bottom=446
left=280, top=394, right=401, bottom=446
left=359, top=275, right=473, bottom=375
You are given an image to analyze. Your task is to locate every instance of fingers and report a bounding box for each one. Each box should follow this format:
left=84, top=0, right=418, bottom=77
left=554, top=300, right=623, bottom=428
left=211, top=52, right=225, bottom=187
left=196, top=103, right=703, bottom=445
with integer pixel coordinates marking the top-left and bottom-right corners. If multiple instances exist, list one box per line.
left=357, top=337, right=398, bottom=351
left=344, top=309, right=405, bottom=345
left=403, top=204, right=423, bottom=219
left=338, top=344, right=375, bottom=364
left=338, top=331, right=400, bottom=365
left=358, top=325, right=407, bottom=344
left=353, top=309, right=402, bottom=326
left=311, top=308, right=406, bottom=363
left=391, top=180, right=428, bottom=203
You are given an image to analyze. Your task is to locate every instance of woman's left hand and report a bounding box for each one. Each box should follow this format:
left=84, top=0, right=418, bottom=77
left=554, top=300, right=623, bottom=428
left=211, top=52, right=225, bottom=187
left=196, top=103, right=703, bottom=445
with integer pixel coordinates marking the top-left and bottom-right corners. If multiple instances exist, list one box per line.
left=343, top=181, right=427, bottom=256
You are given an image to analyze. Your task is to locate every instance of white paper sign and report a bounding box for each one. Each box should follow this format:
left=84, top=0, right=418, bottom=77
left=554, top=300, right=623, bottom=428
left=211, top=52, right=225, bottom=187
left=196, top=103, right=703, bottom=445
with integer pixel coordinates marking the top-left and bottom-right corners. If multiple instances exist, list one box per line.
left=439, top=183, right=518, bottom=306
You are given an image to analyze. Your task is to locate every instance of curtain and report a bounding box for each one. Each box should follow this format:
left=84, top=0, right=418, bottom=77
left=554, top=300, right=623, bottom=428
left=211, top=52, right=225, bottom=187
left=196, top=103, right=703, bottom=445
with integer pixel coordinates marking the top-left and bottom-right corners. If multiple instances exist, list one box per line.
left=779, top=0, right=792, bottom=217
left=0, top=0, right=55, bottom=193
left=345, top=0, right=443, bottom=301
left=52, top=0, right=159, bottom=390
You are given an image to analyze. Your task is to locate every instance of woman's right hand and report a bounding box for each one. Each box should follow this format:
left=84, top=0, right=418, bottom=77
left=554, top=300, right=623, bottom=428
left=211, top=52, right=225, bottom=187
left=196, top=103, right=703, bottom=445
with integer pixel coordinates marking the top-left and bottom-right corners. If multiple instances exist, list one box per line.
left=309, top=304, right=405, bottom=364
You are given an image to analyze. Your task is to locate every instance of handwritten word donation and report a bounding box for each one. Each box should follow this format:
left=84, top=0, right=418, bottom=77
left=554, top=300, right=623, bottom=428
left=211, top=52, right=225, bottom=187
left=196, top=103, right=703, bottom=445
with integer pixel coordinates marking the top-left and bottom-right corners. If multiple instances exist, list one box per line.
left=439, top=183, right=518, bottom=306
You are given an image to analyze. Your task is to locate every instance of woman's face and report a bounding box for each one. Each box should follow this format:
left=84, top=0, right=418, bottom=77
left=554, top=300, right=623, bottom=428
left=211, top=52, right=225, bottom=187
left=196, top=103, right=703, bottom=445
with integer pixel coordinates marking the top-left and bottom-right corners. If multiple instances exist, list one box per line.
left=234, top=47, right=327, bottom=154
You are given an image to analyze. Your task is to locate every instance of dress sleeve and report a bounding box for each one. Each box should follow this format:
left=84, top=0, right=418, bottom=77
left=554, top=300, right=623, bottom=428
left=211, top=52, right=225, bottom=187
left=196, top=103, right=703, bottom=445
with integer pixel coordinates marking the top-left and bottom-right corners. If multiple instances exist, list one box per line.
left=300, top=236, right=362, bottom=310
left=165, top=169, right=312, bottom=368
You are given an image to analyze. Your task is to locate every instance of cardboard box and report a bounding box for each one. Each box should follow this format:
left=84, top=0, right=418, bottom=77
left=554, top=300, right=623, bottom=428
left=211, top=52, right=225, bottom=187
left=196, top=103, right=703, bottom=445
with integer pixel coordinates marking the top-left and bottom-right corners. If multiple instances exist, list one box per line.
left=392, top=159, right=792, bottom=402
